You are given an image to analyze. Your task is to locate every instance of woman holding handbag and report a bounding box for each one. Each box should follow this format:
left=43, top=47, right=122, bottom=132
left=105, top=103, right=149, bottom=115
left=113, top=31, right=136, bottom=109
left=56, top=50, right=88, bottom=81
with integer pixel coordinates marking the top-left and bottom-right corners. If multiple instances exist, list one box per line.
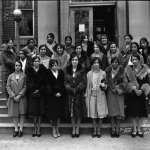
left=85, top=57, right=108, bottom=138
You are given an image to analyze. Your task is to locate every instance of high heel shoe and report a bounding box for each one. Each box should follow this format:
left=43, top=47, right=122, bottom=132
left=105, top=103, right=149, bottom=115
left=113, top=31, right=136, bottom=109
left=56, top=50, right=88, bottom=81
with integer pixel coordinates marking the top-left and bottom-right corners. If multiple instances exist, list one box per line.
left=52, top=127, right=58, bottom=138
left=131, top=131, right=137, bottom=138
left=137, top=130, right=144, bottom=137
left=75, top=127, right=80, bottom=138
left=56, top=127, right=60, bottom=137
left=13, top=131, right=19, bottom=137
left=97, top=128, right=102, bottom=138
left=72, top=127, right=76, bottom=138
left=18, top=130, right=23, bottom=137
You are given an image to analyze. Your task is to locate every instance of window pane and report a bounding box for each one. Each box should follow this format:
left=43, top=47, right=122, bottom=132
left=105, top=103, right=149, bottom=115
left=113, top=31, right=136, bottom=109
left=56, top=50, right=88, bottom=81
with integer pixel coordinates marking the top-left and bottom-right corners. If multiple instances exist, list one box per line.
left=74, top=10, right=89, bottom=43
left=19, top=10, right=33, bottom=36
left=18, top=0, right=33, bottom=9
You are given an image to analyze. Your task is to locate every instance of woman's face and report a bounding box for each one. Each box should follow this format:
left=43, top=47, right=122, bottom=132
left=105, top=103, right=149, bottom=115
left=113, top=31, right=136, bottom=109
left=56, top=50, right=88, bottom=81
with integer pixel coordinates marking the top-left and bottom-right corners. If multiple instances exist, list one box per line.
left=110, top=44, right=117, bottom=53
left=72, top=56, right=78, bottom=67
left=40, top=46, right=46, bottom=56
left=15, top=62, right=22, bottom=72
left=131, top=43, right=138, bottom=53
left=124, top=36, right=131, bottom=45
left=132, top=56, right=139, bottom=66
left=94, top=44, right=100, bottom=53
left=7, top=40, right=14, bottom=48
left=51, top=62, right=58, bottom=72
left=47, top=35, right=54, bottom=44
left=92, top=59, right=100, bottom=70
left=75, top=45, right=82, bottom=55
left=112, top=59, right=119, bottom=70
left=28, top=40, right=34, bottom=48
left=19, top=51, right=26, bottom=60
left=65, top=38, right=72, bottom=46
left=33, top=58, right=40, bottom=68
left=57, top=46, right=63, bottom=55
left=140, top=40, right=147, bottom=48
left=101, top=35, right=108, bottom=45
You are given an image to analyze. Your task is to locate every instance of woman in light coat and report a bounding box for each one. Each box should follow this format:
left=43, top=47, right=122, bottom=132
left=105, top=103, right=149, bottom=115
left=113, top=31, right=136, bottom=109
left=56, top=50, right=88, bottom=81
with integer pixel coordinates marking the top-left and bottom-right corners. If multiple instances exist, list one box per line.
left=6, top=60, right=26, bottom=137
left=85, top=57, right=108, bottom=138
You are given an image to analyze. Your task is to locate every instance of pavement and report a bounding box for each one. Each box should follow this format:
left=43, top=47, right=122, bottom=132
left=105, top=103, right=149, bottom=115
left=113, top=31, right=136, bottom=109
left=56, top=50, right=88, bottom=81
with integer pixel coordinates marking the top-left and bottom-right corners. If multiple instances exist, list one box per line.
left=0, top=132, right=150, bottom=150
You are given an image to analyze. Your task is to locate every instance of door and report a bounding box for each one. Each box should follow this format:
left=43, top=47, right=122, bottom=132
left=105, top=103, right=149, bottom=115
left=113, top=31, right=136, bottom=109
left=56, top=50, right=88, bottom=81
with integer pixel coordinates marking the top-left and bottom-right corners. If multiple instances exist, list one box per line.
left=93, top=5, right=117, bottom=42
left=70, top=7, right=93, bottom=44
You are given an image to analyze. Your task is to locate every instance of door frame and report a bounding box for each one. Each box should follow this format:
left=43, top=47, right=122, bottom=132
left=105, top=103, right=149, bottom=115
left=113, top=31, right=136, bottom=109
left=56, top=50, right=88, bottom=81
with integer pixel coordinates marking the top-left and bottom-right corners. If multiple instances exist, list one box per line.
left=69, top=2, right=118, bottom=44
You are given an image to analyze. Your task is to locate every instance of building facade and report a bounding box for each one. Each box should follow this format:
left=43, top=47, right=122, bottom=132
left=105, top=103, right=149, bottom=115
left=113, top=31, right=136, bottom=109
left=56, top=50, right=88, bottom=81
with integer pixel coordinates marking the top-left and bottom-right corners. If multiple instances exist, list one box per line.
left=0, top=0, right=150, bottom=47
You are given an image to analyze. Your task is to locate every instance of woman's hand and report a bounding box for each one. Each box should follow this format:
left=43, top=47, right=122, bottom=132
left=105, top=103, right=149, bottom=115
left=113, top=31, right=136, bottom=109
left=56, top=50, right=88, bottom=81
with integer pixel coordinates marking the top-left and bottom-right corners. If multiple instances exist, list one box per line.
left=56, top=92, right=61, bottom=98
left=14, top=95, right=21, bottom=102
left=135, top=89, right=142, bottom=96
left=33, top=89, right=39, bottom=94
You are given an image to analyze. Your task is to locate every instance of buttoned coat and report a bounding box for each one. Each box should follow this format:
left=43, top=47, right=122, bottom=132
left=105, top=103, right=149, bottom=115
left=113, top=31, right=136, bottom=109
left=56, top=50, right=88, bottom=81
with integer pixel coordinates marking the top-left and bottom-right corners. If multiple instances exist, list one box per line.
left=6, top=72, right=26, bottom=117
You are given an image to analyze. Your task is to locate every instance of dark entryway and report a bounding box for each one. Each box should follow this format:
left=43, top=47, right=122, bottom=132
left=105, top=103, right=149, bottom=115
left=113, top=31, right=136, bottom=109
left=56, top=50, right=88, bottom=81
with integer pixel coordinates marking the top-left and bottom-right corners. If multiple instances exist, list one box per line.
left=93, top=5, right=117, bottom=42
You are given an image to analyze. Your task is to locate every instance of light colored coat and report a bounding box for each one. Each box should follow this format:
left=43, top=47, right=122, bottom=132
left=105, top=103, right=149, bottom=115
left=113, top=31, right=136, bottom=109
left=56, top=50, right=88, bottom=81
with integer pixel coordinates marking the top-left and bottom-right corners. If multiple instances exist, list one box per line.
left=85, top=70, right=108, bottom=118
left=6, top=72, right=26, bottom=117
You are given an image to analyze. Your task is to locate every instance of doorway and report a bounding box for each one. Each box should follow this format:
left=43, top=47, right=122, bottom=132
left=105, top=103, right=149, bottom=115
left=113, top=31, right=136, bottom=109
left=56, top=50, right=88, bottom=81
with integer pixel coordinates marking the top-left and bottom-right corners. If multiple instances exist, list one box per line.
left=70, top=5, right=117, bottom=44
left=93, top=5, right=117, bottom=42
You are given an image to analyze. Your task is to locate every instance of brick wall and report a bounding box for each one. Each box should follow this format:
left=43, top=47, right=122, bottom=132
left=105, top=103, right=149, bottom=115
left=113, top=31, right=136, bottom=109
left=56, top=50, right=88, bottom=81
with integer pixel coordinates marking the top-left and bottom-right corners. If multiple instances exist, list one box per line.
left=2, top=0, right=38, bottom=46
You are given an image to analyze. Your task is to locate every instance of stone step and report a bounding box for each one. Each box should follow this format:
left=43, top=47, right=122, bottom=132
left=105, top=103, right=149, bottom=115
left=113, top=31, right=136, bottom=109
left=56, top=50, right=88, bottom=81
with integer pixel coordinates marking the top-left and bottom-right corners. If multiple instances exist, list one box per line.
left=0, top=123, right=150, bottom=135
left=0, top=98, right=7, bottom=105
left=0, top=105, right=7, bottom=114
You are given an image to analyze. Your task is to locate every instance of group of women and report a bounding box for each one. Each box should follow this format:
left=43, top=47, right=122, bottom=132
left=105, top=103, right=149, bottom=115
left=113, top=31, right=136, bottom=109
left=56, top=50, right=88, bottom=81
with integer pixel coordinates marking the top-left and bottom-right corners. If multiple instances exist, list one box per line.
left=2, top=33, right=150, bottom=139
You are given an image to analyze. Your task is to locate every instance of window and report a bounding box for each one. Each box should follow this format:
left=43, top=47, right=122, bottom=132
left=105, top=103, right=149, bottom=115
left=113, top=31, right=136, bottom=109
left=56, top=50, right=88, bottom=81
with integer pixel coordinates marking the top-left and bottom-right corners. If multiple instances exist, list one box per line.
left=16, top=0, right=34, bottom=37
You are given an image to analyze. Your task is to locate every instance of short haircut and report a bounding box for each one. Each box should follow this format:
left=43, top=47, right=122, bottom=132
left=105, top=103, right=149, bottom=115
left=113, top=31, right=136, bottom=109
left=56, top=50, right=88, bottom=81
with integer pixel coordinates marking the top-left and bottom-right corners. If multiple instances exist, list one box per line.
left=90, top=57, right=102, bottom=67
left=124, top=34, right=133, bottom=40
left=131, top=42, right=139, bottom=50
left=111, top=57, right=119, bottom=64
left=56, top=43, right=65, bottom=50
left=39, top=44, right=46, bottom=51
left=49, top=59, right=58, bottom=69
left=131, top=53, right=140, bottom=61
left=47, top=33, right=55, bottom=39
left=140, top=37, right=149, bottom=46
left=32, top=55, right=40, bottom=62
left=65, top=36, right=72, bottom=42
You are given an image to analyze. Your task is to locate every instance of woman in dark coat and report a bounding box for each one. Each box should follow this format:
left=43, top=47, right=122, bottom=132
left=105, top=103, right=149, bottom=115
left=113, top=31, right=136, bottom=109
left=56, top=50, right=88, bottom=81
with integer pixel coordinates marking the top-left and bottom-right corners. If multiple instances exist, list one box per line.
left=46, top=59, right=66, bottom=138
left=125, top=54, right=150, bottom=137
left=26, top=56, right=47, bottom=137
left=65, top=52, right=87, bottom=137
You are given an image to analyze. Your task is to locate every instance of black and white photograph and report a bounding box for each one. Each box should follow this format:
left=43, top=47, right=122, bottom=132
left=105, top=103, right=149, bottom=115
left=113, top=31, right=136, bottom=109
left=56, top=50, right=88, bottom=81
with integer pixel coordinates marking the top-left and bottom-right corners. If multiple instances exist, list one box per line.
left=0, top=0, right=150, bottom=149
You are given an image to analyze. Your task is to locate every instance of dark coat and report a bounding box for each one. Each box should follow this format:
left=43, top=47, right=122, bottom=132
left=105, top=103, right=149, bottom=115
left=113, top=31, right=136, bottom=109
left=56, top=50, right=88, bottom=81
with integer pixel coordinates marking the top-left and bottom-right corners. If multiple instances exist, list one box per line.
left=64, top=65, right=87, bottom=118
left=26, top=64, right=47, bottom=117
left=46, top=69, right=66, bottom=120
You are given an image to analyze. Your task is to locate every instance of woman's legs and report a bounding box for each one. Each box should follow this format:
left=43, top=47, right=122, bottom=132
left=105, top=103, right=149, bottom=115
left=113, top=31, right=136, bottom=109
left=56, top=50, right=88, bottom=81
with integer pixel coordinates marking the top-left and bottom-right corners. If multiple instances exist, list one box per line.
left=56, top=119, right=60, bottom=137
left=92, top=118, right=97, bottom=137
left=137, top=117, right=144, bottom=137
left=131, top=117, right=137, bottom=137
left=71, top=117, right=76, bottom=137
left=13, top=117, right=19, bottom=137
left=19, top=115, right=24, bottom=132
left=110, top=117, right=116, bottom=137
left=52, top=119, right=58, bottom=138
left=116, top=117, right=121, bottom=137
left=75, top=117, right=81, bottom=137
left=36, top=116, right=41, bottom=136
left=97, top=118, right=102, bottom=137
left=13, top=117, right=19, bottom=132
left=32, top=116, right=37, bottom=136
